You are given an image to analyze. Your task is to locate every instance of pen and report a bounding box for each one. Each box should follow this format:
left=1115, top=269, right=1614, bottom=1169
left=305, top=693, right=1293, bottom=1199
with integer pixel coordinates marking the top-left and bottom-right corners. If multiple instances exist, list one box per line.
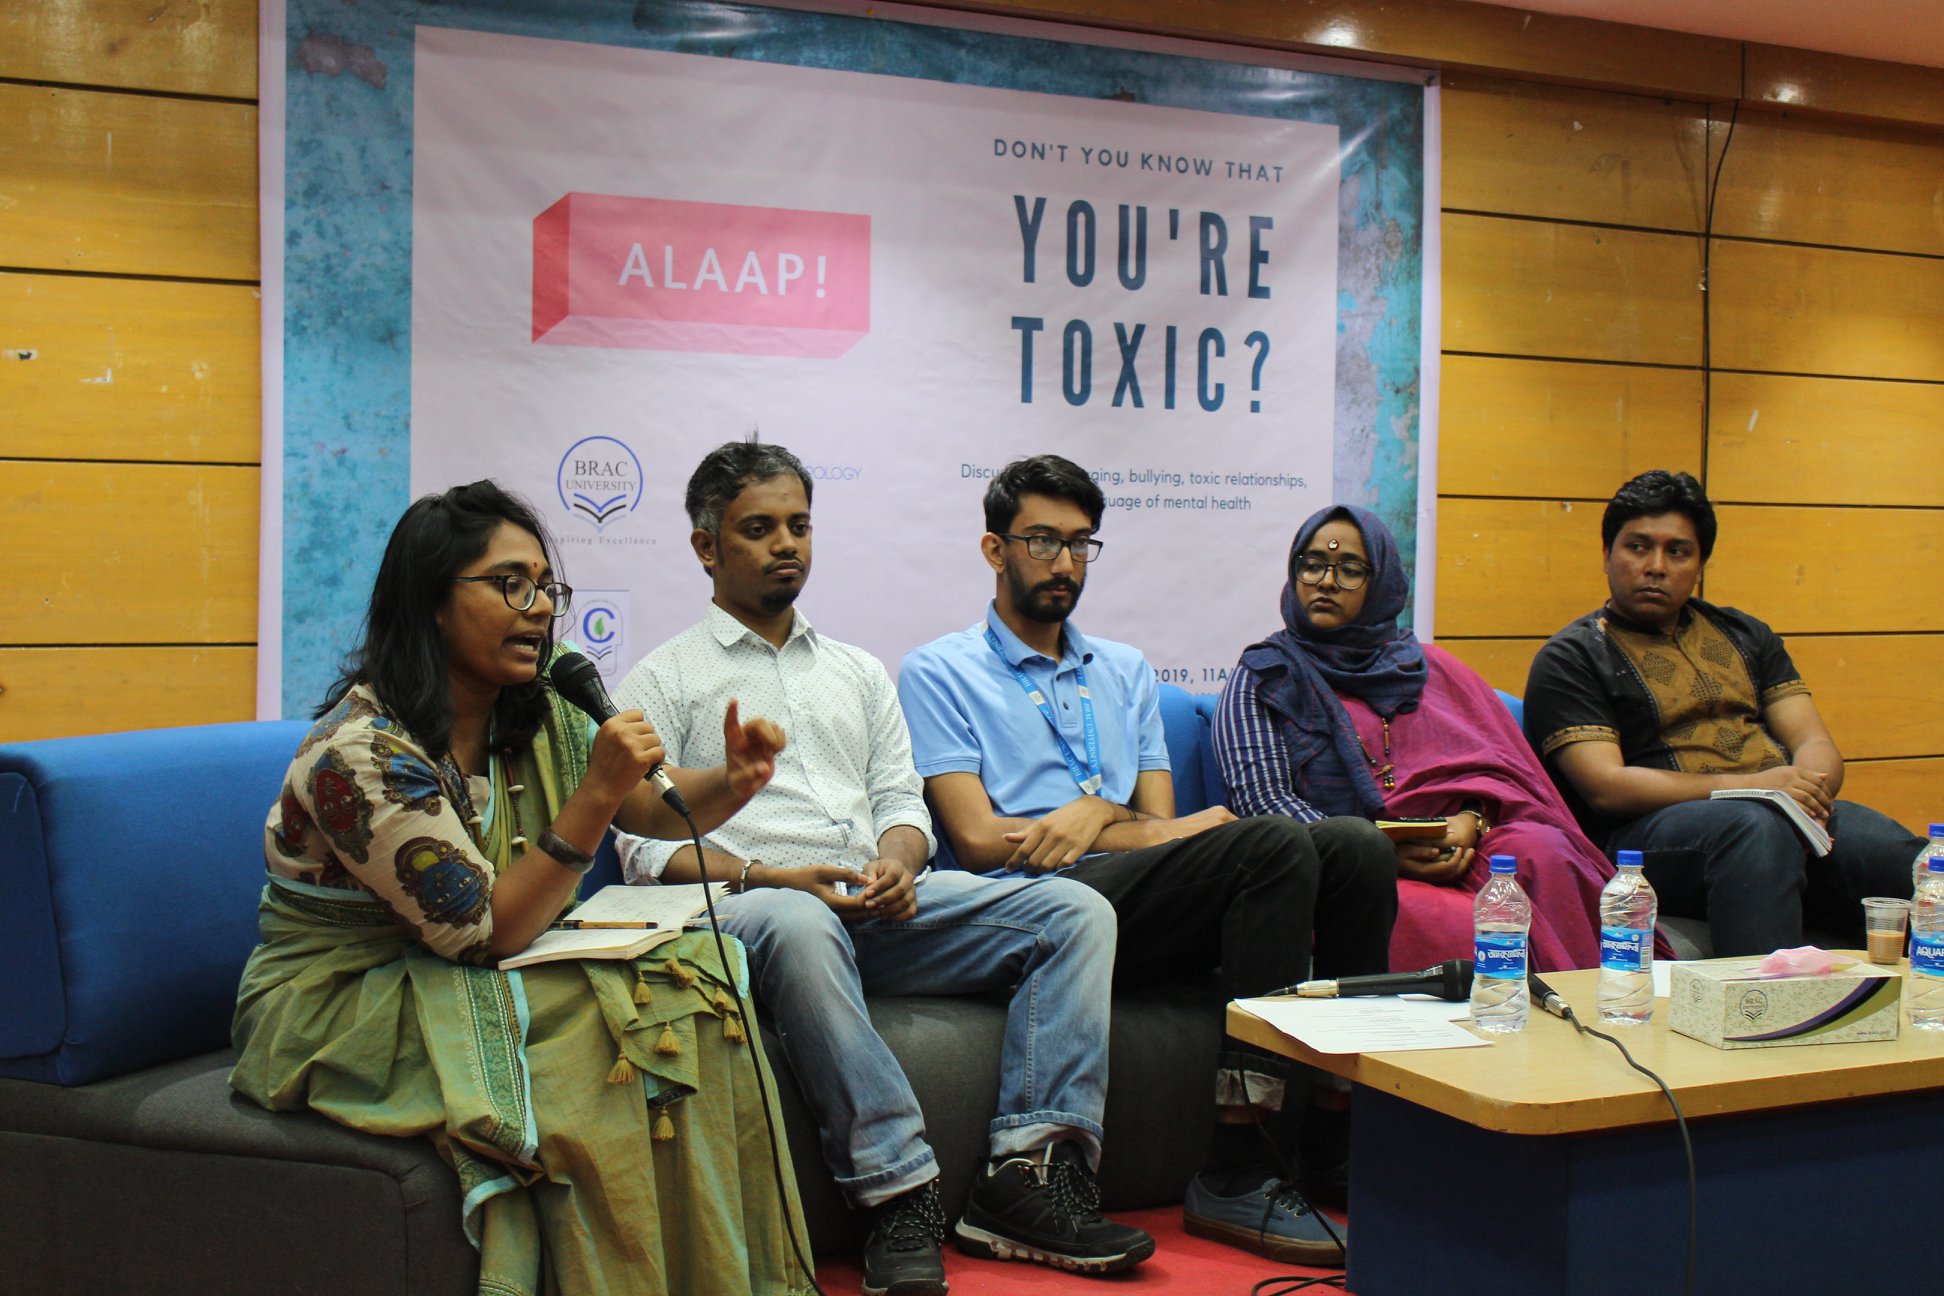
left=550, top=920, right=659, bottom=930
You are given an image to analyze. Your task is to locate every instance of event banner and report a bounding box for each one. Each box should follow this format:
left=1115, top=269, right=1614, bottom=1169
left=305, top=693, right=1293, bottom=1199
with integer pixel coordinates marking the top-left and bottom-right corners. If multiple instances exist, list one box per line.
left=269, top=0, right=1429, bottom=715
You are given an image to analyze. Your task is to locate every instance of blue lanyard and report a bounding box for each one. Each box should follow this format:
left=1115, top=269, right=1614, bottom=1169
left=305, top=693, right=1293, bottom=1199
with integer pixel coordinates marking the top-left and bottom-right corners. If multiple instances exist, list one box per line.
left=984, top=623, right=1103, bottom=796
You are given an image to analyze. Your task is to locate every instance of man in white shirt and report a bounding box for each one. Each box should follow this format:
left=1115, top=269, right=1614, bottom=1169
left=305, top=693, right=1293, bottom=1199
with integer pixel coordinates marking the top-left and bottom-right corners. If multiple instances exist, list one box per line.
left=615, top=439, right=1151, bottom=1296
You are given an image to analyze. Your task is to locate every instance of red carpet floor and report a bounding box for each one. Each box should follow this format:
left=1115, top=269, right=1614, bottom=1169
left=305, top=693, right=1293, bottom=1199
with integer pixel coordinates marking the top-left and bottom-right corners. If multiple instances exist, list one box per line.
left=809, top=1205, right=1354, bottom=1295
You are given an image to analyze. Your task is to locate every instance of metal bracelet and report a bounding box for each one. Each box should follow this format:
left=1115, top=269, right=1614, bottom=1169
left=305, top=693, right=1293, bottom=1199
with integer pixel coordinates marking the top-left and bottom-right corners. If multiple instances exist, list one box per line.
left=537, top=828, right=598, bottom=874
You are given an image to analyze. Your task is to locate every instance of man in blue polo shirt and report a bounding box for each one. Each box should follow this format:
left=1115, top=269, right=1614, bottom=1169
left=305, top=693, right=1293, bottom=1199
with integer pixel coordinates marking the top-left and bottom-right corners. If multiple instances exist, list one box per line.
left=900, top=454, right=1396, bottom=1268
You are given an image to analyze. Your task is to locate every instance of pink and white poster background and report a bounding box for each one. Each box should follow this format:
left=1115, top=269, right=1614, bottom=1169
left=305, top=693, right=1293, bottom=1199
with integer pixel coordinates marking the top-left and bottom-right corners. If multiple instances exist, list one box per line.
left=411, top=25, right=1341, bottom=688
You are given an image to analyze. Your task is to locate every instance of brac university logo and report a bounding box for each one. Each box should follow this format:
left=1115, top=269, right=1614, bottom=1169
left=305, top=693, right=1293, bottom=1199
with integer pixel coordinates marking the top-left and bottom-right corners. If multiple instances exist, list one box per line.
left=557, top=437, right=644, bottom=529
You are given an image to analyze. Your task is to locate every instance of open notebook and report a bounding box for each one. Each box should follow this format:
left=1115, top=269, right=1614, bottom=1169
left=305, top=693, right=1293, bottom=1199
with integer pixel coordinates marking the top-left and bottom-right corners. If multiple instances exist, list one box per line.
left=496, top=882, right=730, bottom=969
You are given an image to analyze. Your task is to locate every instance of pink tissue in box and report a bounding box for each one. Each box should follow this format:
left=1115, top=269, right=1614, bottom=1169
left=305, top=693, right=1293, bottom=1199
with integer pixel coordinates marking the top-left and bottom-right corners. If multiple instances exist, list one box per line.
left=1669, top=953, right=1901, bottom=1050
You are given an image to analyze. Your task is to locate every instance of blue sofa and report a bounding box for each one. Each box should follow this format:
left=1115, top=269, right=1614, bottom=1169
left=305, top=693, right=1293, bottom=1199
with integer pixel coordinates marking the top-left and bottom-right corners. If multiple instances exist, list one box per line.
left=0, top=687, right=1230, bottom=1294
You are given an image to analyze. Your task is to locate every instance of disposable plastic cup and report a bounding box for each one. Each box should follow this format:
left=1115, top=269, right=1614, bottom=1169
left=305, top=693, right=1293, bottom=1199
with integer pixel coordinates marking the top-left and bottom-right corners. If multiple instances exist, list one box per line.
left=1863, top=897, right=1911, bottom=965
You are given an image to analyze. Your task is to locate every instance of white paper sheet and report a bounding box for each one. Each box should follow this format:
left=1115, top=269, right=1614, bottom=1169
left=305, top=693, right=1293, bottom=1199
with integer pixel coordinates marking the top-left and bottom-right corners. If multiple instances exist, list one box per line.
left=1234, top=995, right=1492, bottom=1054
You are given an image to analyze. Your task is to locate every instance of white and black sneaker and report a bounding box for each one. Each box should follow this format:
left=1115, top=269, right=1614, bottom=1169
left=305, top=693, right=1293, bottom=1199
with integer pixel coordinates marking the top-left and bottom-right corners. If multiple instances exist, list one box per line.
left=861, top=1179, right=948, bottom=1296
left=953, top=1142, right=1155, bottom=1274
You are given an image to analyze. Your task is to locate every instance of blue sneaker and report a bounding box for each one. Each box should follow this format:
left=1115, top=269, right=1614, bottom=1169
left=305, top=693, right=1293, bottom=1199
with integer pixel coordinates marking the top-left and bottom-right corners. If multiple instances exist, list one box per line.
left=1183, top=1173, right=1346, bottom=1267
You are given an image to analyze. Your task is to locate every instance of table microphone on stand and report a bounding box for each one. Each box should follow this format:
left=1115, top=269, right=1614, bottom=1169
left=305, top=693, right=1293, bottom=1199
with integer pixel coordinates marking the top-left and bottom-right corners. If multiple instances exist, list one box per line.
left=1280, top=959, right=1475, bottom=1002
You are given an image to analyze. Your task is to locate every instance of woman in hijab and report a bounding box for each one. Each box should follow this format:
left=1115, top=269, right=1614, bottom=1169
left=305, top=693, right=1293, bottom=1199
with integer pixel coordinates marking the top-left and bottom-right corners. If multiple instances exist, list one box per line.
left=1213, top=504, right=1614, bottom=972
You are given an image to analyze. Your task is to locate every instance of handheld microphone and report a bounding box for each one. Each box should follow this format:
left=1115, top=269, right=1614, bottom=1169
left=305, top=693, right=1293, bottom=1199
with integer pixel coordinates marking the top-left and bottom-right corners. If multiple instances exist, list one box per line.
left=548, top=651, right=690, bottom=816
left=1529, top=972, right=1572, bottom=1020
left=1288, top=958, right=1474, bottom=1002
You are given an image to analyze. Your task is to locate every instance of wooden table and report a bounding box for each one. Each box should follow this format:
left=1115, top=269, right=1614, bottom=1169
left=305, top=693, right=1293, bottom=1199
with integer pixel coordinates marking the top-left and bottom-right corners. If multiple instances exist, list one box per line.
left=1228, top=963, right=1944, bottom=1295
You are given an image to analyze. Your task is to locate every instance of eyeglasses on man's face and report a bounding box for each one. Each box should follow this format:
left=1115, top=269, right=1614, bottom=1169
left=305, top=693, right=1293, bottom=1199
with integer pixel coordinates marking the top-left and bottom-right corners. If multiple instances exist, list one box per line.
left=1000, top=533, right=1105, bottom=564
left=452, top=573, right=574, bottom=617
left=1294, top=555, right=1371, bottom=591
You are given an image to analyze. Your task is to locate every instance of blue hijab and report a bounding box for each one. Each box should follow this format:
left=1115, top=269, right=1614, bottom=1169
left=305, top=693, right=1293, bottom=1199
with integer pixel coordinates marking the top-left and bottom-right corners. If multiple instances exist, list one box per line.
left=1238, top=505, right=1427, bottom=817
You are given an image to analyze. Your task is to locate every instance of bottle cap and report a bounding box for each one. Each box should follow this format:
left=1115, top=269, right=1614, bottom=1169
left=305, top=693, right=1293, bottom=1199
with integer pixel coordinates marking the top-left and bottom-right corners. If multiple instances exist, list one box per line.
left=1930, top=823, right=1944, bottom=838
left=1489, top=854, right=1516, bottom=874
left=1617, top=849, right=1644, bottom=869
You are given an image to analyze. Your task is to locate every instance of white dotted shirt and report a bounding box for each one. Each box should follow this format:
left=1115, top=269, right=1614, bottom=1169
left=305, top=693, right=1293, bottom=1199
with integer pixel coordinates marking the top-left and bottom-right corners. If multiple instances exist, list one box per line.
left=613, top=603, right=936, bottom=880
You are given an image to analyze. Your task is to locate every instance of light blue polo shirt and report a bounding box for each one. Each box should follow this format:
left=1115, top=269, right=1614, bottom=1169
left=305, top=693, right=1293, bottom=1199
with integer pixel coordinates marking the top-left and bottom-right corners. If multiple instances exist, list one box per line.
left=898, top=602, right=1171, bottom=875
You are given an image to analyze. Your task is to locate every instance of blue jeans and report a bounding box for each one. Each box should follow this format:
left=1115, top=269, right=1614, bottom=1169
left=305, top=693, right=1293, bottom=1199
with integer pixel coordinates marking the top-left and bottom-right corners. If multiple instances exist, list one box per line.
left=713, top=869, right=1115, bottom=1208
left=1608, top=798, right=1921, bottom=956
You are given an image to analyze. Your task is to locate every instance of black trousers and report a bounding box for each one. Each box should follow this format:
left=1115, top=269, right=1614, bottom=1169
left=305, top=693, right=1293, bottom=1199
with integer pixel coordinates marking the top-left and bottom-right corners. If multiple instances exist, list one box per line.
left=1066, top=814, right=1395, bottom=1109
left=1065, top=814, right=1397, bottom=1003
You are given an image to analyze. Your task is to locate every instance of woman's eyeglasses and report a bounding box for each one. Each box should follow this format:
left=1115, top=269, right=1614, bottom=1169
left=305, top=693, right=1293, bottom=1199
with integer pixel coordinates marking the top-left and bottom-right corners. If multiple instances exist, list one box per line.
left=1294, top=556, right=1371, bottom=591
left=452, top=573, right=574, bottom=617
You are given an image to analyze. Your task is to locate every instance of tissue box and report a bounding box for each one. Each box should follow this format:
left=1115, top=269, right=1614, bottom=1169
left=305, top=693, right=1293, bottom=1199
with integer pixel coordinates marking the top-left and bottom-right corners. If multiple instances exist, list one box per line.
left=1669, top=957, right=1902, bottom=1050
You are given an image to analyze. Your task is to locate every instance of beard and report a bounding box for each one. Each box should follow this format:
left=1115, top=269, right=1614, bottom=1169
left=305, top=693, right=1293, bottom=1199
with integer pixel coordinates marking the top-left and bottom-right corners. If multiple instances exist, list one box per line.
left=1004, top=562, right=1083, bottom=623
left=756, top=559, right=807, bottom=616
left=757, top=584, right=802, bottom=616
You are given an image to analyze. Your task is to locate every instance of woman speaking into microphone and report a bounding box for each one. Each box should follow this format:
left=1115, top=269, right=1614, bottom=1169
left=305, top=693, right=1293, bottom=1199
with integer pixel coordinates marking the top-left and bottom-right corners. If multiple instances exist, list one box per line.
left=229, top=480, right=810, bottom=1295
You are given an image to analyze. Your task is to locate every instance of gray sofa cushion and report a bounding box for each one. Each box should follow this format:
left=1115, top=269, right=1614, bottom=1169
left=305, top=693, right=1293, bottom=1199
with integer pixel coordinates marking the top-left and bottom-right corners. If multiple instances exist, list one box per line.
left=0, top=1052, right=476, bottom=1296
left=0, top=980, right=1224, bottom=1292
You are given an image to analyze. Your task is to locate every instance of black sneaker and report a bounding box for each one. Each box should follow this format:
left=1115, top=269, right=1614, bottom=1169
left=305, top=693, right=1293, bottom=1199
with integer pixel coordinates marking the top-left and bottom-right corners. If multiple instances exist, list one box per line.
left=953, top=1142, right=1156, bottom=1274
left=861, top=1179, right=948, bottom=1296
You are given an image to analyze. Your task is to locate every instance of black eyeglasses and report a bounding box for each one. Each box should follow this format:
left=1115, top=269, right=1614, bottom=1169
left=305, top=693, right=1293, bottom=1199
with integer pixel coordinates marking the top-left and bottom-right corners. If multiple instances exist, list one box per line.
left=1000, top=533, right=1105, bottom=564
left=453, top=573, right=574, bottom=617
left=1294, top=555, right=1371, bottom=591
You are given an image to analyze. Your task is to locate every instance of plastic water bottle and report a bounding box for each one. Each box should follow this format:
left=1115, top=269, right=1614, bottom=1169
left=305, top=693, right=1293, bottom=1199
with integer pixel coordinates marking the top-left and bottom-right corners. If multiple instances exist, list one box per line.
left=1470, top=854, right=1531, bottom=1033
left=1912, top=823, right=1944, bottom=893
left=1596, top=850, right=1656, bottom=1025
left=1909, top=856, right=1944, bottom=1031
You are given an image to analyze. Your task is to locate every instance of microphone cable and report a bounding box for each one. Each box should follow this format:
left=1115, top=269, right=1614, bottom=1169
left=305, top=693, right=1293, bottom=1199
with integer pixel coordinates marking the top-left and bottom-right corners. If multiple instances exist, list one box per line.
left=1252, top=1276, right=1346, bottom=1295
left=673, top=808, right=831, bottom=1296
left=550, top=653, right=826, bottom=1291
left=1540, top=986, right=1696, bottom=1296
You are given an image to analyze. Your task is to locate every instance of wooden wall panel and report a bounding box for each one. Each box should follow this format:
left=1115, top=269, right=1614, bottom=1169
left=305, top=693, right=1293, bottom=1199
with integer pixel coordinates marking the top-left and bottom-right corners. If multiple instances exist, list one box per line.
left=1, top=272, right=262, bottom=463
left=1839, top=759, right=1942, bottom=836
left=0, top=2, right=263, bottom=741
left=0, top=84, right=257, bottom=280
left=1441, top=75, right=1706, bottom=231
left=1704, top=506, right=1944, bottom=636
left=1707, top=373, right=1944, bottom=507
left=1443, top=214, right=1702, bottom=365
left=1712, top=112, right=1944, bottom=256
left=1435, top=498, right=1608, bottom=638
left=1435, top=637, right=1542, bottom=697
left=1710, top=241, right=1944, bottom=383
left=1745, top=44, right=1944, bottom=131
left=5, top=461, right=259, bottom=645
left=0, top=1, right=257, bottom=99
left=1439, top=356, right=1701, bottom=498
left=0, top=646, right=255, bottom=741
left=1787, top=637, right=1944, bottom=763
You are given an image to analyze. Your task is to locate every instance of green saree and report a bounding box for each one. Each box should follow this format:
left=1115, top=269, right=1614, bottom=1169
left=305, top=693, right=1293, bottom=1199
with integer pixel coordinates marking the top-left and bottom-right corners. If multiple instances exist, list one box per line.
left=232, top=680, right=813, bottom=1296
